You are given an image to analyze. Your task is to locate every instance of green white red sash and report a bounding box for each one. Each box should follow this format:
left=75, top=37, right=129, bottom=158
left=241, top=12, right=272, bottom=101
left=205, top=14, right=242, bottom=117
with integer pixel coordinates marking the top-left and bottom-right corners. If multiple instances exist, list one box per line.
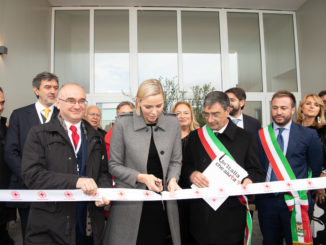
left=198, top=124, right=253, bottom=245
left=259, top=124, right=312, bottom=245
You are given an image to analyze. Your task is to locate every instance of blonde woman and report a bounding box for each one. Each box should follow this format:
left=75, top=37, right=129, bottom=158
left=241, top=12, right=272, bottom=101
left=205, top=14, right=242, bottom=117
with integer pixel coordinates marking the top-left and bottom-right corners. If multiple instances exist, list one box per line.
left=297, top=94, right=326, bottom=244
left=103, top=79, right=182, bottom=245
left=172, top=101, right=199, bottom=139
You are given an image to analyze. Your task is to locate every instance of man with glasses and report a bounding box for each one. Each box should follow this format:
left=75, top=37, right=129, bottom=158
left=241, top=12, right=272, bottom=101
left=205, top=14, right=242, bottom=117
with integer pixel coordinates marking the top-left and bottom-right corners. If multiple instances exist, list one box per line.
left=319, top=90, right=326, bottom=120
left=22, top=83, right=111, bottom=245
left=85, top=105, right=106, bottom=137
left=4, top=72, right=59, bottom=243
left=181, top=91, right=264, bottom=245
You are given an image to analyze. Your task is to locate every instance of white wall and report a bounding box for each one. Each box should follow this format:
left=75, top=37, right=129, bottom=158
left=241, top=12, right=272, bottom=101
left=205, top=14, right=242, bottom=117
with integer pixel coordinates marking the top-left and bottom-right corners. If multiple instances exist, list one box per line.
left=297, top=0, right=326, bottom=95
left=0, top=0, right=51, bottom=118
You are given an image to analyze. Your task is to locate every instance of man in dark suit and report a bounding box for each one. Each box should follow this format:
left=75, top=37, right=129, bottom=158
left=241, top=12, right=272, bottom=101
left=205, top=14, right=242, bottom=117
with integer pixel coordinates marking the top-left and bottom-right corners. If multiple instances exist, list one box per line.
left=225, top=87, right=261, bottom=135
left=22, top=83, right=111, bottom=245
left=256, top=90, right=323, bottom=245
left=182, top=91, right=265, bottom=245
left=4, top=72, right=59, bottom=243
left=0, top=87, right=15, bottom=244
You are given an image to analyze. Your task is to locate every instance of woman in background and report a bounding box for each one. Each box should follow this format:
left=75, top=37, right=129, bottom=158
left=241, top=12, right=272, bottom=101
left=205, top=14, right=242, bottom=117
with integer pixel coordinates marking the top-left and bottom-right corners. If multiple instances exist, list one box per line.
left=297, top=94, right=326, bottom=244
left=103, top=79, right=182, bottom=245
left=172, top=101, right=199, bottom=245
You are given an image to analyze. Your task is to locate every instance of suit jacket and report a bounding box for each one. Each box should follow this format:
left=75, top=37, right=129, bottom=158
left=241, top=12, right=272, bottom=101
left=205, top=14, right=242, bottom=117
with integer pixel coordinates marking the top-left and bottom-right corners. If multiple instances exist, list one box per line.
left=243, top=113, right=261, bottom=135
left=103, top=111, right=182, bottom=245
left=257, top=121, right=323, bottom=180
left=21, top=117, right=111, bottom=245
left=182, top=120, right=265, bottom=244
left=4, top=104, right=59, bottom=191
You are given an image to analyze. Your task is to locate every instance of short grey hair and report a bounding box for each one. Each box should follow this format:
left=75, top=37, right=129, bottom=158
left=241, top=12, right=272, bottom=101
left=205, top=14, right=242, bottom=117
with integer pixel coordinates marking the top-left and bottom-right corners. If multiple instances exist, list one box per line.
left=204, top=91, right=230, bottom=111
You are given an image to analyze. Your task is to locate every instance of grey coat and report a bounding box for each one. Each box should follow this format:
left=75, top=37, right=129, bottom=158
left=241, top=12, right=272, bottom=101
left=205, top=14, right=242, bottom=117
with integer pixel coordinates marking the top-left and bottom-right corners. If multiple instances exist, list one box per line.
left=103, top=111, right=182, bottom=245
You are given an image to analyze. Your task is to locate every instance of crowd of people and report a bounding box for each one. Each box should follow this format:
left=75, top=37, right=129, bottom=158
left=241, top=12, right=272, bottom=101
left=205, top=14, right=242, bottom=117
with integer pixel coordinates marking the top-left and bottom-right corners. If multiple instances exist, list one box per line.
left=0, top=71, right=325, bottom=245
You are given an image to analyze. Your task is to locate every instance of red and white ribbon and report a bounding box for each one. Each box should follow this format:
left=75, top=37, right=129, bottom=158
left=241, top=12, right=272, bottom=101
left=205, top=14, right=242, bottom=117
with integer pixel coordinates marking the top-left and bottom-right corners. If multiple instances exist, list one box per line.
left=1, top=177, right=325, bottom=202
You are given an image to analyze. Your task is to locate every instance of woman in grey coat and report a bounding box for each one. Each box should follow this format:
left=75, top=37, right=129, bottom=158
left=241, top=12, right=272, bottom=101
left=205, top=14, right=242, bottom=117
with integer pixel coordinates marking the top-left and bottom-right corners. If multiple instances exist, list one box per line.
left=103, top=79, right=182, bottom=245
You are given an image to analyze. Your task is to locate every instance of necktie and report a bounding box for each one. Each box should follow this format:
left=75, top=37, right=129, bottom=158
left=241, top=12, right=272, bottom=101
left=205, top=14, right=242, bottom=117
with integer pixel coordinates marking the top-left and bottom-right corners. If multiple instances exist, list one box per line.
left=232, top=118, right=240, bottom=125
left=43, top=109, right=51, bottom=119
left=270, top=128, right=285, bottom=181
left=70, top=125, right=79, bottom=149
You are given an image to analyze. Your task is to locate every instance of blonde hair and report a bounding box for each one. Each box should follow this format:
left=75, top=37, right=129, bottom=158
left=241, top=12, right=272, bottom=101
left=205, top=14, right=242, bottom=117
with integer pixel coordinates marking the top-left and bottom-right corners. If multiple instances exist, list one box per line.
left=172, top=101, right=200, bottom=131
left=297, top=94, right=326, bottom=128
left=136, top=79, right=164, bottom=115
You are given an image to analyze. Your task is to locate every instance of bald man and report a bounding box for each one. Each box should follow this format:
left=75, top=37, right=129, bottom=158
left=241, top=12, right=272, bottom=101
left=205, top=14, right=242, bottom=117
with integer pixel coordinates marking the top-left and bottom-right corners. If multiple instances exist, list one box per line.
left=85, top=105, right=106, bottom=137
left=22, top=83, right=111, bottom=245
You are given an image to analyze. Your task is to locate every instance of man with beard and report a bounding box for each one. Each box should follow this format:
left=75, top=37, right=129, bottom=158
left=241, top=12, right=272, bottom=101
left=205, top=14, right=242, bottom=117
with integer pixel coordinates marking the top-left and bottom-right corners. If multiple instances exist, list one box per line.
left=256, top=90, right=323, bottom=245
left=225, top=87, right=261, bottom=135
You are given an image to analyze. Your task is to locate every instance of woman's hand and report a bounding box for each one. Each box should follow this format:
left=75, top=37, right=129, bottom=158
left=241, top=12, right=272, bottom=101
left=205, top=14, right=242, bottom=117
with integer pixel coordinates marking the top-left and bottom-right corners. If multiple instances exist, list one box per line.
left=137, top=174, right=163, bottom=193
left=167, top=178, right=181, bottom=192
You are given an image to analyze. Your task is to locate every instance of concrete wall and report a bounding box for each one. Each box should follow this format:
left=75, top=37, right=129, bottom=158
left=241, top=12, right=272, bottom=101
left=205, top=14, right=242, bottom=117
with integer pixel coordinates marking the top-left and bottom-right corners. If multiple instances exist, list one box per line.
left=0, top=0, right=51, bottom=118
left=297, top=0, right=326, bottom=96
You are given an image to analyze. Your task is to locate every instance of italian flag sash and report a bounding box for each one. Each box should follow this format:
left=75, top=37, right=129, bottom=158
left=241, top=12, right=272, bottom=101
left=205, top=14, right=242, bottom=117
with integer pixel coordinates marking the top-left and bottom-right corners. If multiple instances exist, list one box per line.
left=198, top=124, right=253, bottom=245
left=259, top=124, right=312, bottom=245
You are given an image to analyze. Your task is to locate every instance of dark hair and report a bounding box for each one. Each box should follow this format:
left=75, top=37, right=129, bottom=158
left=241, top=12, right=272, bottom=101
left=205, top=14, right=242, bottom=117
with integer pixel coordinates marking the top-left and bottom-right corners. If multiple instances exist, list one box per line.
left=0, top=87, right=3, bottom=93
left=204, top=91, right=230, bottom=111
left=32, top=72, right=59, bottom=89
left=116, top=101, right=135, bottom=112
left=272, top=90, right=296, bottom=108
left=225, top=87, right=246, bottom=110
left=319, top=90, right=326, bottom=97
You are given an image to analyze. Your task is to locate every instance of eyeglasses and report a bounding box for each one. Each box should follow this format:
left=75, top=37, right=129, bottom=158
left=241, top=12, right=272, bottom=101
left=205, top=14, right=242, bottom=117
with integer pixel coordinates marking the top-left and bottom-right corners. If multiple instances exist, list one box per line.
left=59, top=98, right=87, bottom=106
left=202, top=111, right=220, bottom=118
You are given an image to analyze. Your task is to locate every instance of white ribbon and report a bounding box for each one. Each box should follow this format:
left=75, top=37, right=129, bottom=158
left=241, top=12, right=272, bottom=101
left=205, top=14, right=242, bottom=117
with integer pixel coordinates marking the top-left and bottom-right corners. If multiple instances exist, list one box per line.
left=1, top=177, right=324, bottom=202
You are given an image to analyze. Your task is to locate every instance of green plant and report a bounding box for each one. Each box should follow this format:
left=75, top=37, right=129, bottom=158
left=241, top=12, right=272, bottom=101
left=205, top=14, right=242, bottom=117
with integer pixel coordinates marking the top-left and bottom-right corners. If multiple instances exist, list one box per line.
left=160, top=77, right=186, bottom=112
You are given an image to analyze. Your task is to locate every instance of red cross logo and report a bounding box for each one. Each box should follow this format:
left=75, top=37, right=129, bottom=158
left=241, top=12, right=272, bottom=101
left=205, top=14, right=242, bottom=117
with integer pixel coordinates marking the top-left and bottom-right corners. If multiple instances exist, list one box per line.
left=118, top=191, right=124, bottom=197
left=212, top=198, right=216, bottom=202
left=38, top=191, right=47, bottom=199
left=11, top=191, right=20, bottom=199
left=92, top=192, right=99, bottom=197
left=194, top=190, right=200, bottom=195
left=219, top=188, right=224, bottom=192
left=144, top=192, right=150, bottom=197
left=286, top=182, right=292, bottom=187
left=242, top=185, right=247, bottom=190
left=307, top=180, right=313, bottom=187
left=64, top=191, right=73, bottom=198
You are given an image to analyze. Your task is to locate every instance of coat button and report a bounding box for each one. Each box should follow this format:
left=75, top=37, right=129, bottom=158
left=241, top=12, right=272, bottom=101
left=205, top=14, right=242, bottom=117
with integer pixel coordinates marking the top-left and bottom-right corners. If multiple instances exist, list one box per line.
left=160, top=151, right=164, bottom=155
left=154, top=127, right=158, bottom=132
left=145, top=128, right=149, bottom=132
left=68, top=157, right=72, bottom=160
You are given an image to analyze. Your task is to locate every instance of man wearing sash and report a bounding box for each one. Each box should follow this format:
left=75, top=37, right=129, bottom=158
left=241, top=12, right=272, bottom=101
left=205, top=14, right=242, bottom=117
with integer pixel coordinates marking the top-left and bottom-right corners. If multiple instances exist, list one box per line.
left=256, top=90, right=323, bottom=245
left=182, top=91, right=265, bottom=245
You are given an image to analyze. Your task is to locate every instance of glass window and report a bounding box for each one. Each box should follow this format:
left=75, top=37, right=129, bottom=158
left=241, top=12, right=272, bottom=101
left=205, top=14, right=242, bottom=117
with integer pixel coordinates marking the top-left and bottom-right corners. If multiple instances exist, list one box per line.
left=243, top=101, right=262, bottom=125
left=94, top=10, right=129, bottom=93
left=228, top=13, right=262, bottom=92
left=263, top=14, right=297, bottom=92
left=138, top=11, right=178, bottom=83
left=182, top=11, right=221, bottom=90
left=54, top=10, right=90, bottom=92
left=96, top=102, right=118, bottom=131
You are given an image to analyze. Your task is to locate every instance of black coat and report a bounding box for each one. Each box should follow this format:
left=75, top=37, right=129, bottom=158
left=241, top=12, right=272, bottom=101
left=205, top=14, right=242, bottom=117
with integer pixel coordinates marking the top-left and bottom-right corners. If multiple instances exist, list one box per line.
left=22, top=116, right=112, bottom=245
left=243, top=113, right=261, bottom=135
left=182, top=121, right=265, bottom=244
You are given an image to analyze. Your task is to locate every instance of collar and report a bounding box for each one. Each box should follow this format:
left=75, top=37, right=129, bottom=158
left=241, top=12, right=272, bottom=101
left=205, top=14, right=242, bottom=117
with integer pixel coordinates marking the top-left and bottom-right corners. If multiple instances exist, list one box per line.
left=273, top=120, right=292, bottom=131
left=64, top=120, right=82, bottom=132
left=213, top=119, right=229, bottom=134
left=228, top=113, right=243, bottom=122
left=35, top=100, right=55, bottom=112
left=133, top=111, right=168, bottom=131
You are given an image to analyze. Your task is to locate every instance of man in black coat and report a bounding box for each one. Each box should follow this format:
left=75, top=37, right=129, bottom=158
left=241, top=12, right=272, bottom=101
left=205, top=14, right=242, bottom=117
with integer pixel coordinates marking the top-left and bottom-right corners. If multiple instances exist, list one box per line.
left=4, top=72, right=59, bottom=242
left=225, top=87, right=261, bottom=135
left=182, top=91, right=265, bottom=245
left=0, top=87, right=15, bottom=245
left=22, top=83, right=112, bottom=245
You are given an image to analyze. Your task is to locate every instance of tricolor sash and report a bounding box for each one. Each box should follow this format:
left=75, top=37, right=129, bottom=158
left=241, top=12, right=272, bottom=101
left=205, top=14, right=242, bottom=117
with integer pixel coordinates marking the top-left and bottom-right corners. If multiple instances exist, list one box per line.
left=198, top=124, right=253, bottom=245
left=259, top=124, right=312, bottom=245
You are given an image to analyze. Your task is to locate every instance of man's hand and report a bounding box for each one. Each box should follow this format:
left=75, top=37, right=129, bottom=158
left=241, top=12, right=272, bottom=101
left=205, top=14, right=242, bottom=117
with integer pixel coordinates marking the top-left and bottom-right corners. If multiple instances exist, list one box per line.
left=167, top=178, right=181, bottom=193
left=242, top=178, right=252, bottom=188
left=190, top=171, right=209, bottom=188
left=95, top=196, right=111, bottom=207
left=76, top=177, right=98, bottom=196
